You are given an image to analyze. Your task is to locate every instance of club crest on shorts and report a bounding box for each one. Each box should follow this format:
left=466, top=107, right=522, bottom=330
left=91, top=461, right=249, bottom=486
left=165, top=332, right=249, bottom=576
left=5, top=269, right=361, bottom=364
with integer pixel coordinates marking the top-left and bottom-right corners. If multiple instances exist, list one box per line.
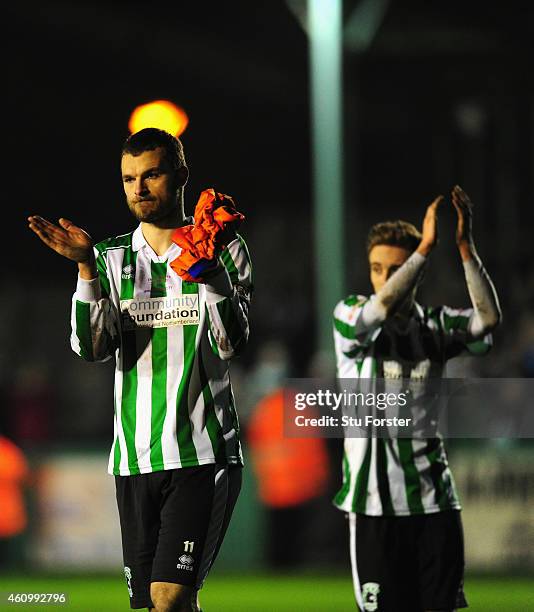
left=124, top=566, right=133, bottom=597
left=361, top=582, right=380, bottom=611
left=177, top=554, right=195, bottom=571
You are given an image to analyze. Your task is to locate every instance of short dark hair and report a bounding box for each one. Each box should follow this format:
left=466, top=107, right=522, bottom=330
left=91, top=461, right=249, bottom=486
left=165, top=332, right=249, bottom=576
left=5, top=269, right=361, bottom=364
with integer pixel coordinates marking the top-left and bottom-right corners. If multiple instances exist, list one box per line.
left=367, top=220, right=422, bottom=255
left=122, top=128, right=186, bottom=171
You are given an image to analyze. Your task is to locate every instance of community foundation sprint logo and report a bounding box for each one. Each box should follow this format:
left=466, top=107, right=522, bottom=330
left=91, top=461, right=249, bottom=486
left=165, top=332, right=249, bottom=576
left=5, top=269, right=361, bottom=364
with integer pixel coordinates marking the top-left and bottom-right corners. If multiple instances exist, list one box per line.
left=177, top=554, right=194, bottom=571
left=362, top=582, right=380, bottom=611
left=124, top=566, right=133, bottom=597
left=120, top=295, right=200, bottom=329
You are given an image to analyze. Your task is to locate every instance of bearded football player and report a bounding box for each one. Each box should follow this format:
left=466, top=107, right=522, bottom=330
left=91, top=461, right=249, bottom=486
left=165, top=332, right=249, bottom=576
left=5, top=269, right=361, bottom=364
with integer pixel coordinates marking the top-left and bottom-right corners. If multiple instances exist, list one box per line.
left=29, top=128, right=252, bottom=612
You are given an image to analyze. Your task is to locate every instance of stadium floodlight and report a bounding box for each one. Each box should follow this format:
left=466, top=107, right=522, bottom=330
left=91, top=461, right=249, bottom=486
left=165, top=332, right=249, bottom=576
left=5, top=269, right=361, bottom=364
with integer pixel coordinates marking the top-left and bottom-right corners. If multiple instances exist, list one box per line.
left=128, top=100, right=189, bottom=136
left=308, top=0, right=344, bottom=353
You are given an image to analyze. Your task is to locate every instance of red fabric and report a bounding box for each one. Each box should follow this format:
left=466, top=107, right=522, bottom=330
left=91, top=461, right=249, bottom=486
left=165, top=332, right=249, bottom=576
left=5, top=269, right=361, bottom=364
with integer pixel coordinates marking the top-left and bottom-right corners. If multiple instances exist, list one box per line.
left=170, top=188, right=244, bottom=282
left=247, top=389, right=329, bottom=508
left=0, top=437, right=29, bottom=537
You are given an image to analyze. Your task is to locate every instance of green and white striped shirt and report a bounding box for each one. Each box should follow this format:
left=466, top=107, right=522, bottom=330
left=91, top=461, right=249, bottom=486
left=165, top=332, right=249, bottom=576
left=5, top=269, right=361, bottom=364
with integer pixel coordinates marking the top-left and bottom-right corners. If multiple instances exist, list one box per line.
left=333, top=294, right=492, bottom=516
left=71, top=225, right=252, bottom=476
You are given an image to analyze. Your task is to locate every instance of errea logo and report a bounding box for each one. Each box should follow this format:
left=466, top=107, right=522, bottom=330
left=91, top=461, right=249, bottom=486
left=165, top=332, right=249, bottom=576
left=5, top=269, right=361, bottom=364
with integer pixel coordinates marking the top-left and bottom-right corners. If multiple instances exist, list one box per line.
left=122, top=264, right=134, bottom=280
left=177, top=554, right=194, bottom=572
left=178, top=554, right=194, bottom=566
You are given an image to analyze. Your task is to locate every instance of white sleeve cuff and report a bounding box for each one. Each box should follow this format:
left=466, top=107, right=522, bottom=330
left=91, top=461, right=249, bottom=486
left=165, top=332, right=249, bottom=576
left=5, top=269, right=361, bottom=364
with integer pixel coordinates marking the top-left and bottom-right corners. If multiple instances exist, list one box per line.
left=205, top=267, right=233, bottom=303
left=410, top=251, right=426, bottom=265
left=225, top=236, right=240, bottom=250
left=75, top=275, right=101, bottom=302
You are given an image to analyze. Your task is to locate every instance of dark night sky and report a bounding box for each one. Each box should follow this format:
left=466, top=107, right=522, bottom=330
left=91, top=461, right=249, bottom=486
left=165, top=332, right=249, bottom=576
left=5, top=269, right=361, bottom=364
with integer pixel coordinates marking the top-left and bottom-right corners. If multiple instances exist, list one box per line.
left=4, top=1, right=534, bottom=369
left=7, top=2, right=309, bottom=264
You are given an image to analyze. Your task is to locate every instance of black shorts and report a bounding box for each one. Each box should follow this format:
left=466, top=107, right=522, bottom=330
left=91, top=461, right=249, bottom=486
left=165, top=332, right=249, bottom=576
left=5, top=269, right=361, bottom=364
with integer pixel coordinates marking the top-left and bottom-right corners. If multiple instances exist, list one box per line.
left=115, top=464, right=242, bottom=610
left=349, top=510, right=467, bottom=612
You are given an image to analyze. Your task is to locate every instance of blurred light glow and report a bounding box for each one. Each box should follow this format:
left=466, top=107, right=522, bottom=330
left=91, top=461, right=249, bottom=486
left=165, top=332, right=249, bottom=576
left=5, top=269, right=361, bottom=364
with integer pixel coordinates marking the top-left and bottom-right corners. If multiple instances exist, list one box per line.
left=128, top=100, right=189, bottom=137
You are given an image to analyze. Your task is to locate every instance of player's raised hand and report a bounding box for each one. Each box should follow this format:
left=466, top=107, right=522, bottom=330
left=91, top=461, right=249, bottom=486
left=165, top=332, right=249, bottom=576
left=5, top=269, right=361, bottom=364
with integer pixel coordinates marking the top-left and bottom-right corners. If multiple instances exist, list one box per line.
left=416, top=195, right=444, bottom=257
left=451, top=185, right=475, bottom=246
left=28, top=215, right=95, bottom=264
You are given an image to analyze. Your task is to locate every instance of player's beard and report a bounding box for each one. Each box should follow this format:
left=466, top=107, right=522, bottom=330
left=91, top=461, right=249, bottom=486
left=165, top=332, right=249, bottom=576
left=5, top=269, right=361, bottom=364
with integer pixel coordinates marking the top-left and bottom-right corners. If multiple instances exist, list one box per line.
left=127, top=196, right=178, bottom=225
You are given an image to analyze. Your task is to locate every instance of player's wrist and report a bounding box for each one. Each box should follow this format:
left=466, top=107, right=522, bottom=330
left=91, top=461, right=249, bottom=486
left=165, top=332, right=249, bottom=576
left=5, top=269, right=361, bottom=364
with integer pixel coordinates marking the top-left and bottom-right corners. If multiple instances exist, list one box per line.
left=416, top=242, right=433, bottom=257
left=78, top=257, right=97, bottom=280
left=458, top=240, right=476, bottom=262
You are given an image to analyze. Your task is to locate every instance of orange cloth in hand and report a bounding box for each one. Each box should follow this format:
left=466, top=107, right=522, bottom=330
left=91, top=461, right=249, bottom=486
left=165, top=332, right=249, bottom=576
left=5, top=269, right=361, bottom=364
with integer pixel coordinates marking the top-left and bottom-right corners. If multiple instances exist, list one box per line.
left=171, top=189, right=244, bottom=282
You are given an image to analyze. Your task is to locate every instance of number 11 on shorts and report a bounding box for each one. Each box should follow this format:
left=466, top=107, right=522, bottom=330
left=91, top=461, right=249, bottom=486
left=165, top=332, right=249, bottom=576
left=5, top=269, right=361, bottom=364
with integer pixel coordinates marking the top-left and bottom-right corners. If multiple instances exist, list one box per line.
left=183, top=541, right=195, bottom=553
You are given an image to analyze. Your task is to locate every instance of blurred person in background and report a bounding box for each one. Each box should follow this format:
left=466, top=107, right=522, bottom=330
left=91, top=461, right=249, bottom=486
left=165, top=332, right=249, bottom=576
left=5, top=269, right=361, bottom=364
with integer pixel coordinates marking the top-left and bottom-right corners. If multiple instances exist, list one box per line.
left=333, top=186, right=501, bottom=611
left=247, top=385, right=330, bottom=568
left=28, top=128, right=252, bottom=612
left=246, top=344, right=347, bottom=569
left=0, top=435, right=29, bottom=571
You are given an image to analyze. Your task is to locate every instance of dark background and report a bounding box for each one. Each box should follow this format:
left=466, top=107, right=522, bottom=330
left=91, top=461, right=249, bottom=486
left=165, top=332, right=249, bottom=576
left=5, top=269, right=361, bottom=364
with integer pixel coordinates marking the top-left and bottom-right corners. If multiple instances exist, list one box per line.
left=2, top=0, right=533, bottom=434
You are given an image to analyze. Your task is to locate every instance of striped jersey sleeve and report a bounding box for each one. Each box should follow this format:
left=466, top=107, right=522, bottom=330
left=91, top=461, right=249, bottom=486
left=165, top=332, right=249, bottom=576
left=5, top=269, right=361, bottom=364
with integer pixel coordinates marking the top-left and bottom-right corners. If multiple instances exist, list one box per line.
left=333, top=295, right=378, bottom=378
left=70, top=245, right=120, bottom=363
left=432, top=305, right=493, bottom=359
left=205, top=234, right=252, bottom=360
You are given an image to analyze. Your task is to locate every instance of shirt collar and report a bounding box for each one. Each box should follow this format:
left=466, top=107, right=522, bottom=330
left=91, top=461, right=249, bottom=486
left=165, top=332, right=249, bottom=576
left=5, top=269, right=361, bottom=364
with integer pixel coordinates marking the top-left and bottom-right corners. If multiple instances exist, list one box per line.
left=131, top=223, right=182, bottom=263
left=131, top=218, right=194, bottom=253
left=132, top=224, right=145, bottom=252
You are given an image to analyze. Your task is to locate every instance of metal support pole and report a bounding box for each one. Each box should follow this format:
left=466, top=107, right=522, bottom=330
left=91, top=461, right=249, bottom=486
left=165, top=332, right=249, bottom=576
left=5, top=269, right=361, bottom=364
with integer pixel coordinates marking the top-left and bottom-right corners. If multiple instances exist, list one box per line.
left=308, top=0, right=344, bottom=353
